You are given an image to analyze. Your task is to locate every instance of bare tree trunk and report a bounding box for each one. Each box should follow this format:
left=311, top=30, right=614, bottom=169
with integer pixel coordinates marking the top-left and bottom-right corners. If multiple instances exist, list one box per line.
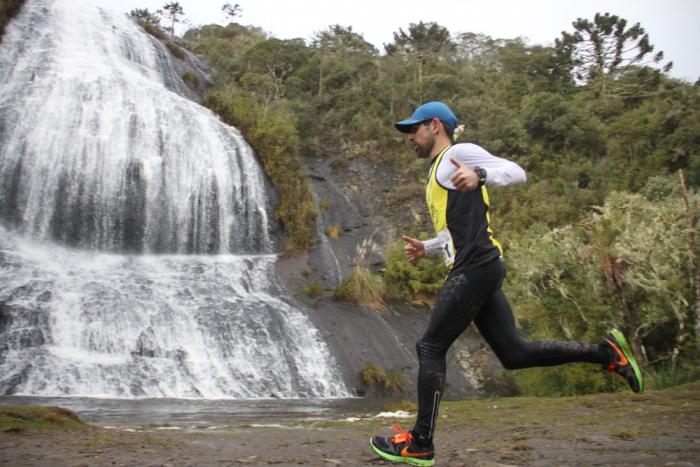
left=418, top=56, right=423, bottom=103
left=679, top=169, right=700, bottom=341
left=318, top=52, right=324, bottom=96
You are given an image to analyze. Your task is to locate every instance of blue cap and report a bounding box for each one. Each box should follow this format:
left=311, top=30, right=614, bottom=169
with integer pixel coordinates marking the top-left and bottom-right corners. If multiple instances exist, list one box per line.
left=394, top=101, right=458, bottom=133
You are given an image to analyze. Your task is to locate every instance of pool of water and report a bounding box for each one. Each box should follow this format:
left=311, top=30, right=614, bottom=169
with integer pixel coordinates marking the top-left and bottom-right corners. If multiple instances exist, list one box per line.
left=0, top=395, right=400, bottom=430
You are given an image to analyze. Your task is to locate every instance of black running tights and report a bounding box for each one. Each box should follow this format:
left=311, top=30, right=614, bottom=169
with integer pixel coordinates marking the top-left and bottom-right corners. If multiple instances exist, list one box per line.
left=412, top=258, right=609, bottom=440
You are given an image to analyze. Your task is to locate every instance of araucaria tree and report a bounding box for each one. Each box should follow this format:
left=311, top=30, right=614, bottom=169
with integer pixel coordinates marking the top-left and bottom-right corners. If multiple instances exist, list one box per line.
left=556, top=12, right=673, bottom=97
left=129, top=8, right=161, bottom=28
left=161, top=2, right=184, bottom=36
left=222, top=3, right=242, bottom=21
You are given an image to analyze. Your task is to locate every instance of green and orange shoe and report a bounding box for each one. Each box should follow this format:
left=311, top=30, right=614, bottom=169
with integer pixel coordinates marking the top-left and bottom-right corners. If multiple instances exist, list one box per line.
left=370, top=424, right=435, bottom=466
left=605, top=328, right=644, bottom=393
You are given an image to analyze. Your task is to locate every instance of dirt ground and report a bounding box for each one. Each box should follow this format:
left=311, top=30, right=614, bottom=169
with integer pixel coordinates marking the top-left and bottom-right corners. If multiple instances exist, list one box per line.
left=1, top=381, right=699, bottom=466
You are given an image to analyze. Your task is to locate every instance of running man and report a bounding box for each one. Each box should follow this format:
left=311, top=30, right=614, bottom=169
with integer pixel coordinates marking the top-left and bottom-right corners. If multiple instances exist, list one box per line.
left=370, top=101, right=643, bottom=466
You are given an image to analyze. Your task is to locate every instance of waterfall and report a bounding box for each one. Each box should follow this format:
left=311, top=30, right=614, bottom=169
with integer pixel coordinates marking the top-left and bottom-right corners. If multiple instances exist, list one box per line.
left=0, top=0, right=350, bottom=398
left=0, top=0, right=269, bottom=254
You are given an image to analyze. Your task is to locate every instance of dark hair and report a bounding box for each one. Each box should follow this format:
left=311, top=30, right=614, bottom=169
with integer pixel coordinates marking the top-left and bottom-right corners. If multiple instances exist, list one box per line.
left=440, top=120, right=454, bottom=140
left=422, top=119, right=454, bottom=139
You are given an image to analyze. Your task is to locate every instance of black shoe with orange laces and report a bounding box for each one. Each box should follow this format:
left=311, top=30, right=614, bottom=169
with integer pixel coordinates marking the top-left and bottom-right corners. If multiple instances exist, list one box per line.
left=370, top=424, right=435, bottom=466
left=604, top=328, right=644, bottom=393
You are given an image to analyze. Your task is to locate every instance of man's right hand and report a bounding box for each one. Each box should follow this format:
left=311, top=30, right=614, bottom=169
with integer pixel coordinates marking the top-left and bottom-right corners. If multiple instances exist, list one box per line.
left=402, top=235, right=425, bottom=263
left=449, top=158, right=480, bottom=192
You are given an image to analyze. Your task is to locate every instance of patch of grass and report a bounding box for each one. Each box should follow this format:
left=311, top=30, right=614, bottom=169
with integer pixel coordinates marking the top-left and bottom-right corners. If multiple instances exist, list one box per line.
left=299, top=281, right=324, bottom=297
left=326, top=224, right=342, bottom=239
left=333, top=265, right=385, bottom=311
left=320, top=195, right=331, bottom=211
left=359, top=363, right=407, bottom=394
left=610, top=430, right=636, bottom=440
left=384, top=400, right=417, bottom=412
left=75, top=434, right=119, bottom=446
left=300, top=265, right=313, bottom=277
left=0, top=406, right=84, bottom=432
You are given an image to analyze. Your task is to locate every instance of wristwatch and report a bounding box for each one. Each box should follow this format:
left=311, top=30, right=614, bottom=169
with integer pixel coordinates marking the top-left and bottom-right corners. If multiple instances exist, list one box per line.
left=474, top=167, right=487, bottom=187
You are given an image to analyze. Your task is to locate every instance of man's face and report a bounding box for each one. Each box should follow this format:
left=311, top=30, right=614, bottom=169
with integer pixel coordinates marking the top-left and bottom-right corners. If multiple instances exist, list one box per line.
left=408, top=120, right=435, bottom=159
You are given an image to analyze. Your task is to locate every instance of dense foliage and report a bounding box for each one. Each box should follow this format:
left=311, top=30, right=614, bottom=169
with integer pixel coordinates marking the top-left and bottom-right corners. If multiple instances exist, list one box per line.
left=166, top=11, right=699, bottom=393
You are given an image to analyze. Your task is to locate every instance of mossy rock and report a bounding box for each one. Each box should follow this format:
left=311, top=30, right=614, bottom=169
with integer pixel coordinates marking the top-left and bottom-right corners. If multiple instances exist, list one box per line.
left=0, top=406, right=85, bottom=433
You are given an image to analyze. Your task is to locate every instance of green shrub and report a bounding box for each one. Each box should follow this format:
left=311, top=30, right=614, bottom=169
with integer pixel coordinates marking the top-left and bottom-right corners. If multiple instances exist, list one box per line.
left=646, top=356, right=700, bottom=390
left=480, top=370, right=521, bottom=397
left=513, top=364, right=614, bottom=397
left=181, top=71, right=199, bottom=90
left=383, top=240, right=445, bottom=301
left=299, top=281, right=324, bottom=297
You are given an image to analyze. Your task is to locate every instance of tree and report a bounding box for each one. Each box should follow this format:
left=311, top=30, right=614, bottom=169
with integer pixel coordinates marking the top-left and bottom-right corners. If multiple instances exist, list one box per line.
left=129, top=8, right=161, bottom=28
left=161, top=2, right=184, bottom=36
left=385, top=22, right=455, bottom=103
left=311, top=25, right=377, bottom=96
left=556, top=12, right=672, bottom=97
left=242, top=38, right=311, bottom=104
left=222, top=3, right=241, bottom=22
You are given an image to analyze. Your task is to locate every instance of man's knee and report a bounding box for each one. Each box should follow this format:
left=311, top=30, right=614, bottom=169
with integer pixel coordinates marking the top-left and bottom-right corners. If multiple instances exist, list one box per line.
left=416, top=336, right=446, bottom=361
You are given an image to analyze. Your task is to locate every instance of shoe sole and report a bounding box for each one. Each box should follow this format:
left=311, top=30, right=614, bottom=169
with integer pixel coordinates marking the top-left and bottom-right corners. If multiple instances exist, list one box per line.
left=370, top=438, right=435, bottom=466
left=610, top=328, right=644, bottom=393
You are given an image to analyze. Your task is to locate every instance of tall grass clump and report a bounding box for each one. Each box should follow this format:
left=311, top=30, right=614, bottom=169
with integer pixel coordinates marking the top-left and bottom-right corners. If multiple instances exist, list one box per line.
left=360, top=362, right=407, bottom=394
left=333, top=239, right=385, bottom=310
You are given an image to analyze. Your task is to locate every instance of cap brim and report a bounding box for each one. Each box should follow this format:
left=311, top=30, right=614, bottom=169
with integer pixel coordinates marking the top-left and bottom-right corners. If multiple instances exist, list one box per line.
left=394, top=118, right=422, bottom=133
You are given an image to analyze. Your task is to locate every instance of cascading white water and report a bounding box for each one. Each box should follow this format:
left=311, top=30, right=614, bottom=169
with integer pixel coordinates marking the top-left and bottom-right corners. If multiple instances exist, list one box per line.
left=0, top=228, right=348, bottom=398
left=0, top=0, right=350, bottom=398
left=0, top=0, right=269, bottom=253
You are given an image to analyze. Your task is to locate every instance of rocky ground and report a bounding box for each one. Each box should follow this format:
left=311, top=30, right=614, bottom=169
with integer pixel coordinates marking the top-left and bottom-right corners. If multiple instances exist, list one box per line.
left=1, top=381, right=699, bottom=466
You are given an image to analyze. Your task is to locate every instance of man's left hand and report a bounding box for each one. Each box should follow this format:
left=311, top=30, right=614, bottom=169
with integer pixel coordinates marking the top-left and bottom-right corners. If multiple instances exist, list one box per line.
left=450, top=158, right=480, bottom=192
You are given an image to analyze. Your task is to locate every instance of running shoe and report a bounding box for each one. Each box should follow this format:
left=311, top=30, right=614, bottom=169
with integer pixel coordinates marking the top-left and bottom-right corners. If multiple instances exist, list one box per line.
left=370, top=424, right=435, bottom=466
left=605, top=328, right=644, bottom=393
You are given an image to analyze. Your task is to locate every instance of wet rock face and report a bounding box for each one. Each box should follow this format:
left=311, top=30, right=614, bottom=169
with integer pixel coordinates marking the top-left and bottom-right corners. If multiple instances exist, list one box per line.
left=279, top=149, right=490, bottom=399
